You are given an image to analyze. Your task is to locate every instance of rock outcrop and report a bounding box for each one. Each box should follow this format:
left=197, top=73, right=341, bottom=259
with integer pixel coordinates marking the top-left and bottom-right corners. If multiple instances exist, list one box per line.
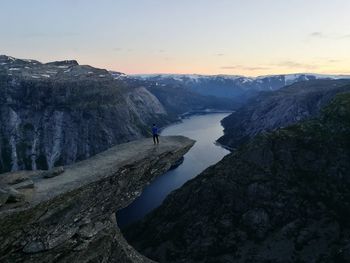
left=0, top=55, right=233, bottom=174
left=0, top=55, right=173, bottom=173
left=0, top=135, right=194, bottom=263
left=125, top=93, right=350, bottom=263
left=218, top=79, right=350, bottom=149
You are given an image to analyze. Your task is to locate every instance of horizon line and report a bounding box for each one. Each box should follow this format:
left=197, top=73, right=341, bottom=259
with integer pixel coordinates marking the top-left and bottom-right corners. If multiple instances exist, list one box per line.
left=2, top=54, right=350, bottom=79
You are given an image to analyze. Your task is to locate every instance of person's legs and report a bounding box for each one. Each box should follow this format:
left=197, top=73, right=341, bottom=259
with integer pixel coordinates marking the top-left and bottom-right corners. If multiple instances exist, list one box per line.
left=153, top=135, right=156, bottom=144
left=156, top=135, right=159, bottom=144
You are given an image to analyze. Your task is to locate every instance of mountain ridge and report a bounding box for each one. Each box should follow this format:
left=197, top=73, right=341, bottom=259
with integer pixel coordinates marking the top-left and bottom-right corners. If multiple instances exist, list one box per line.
left=218, top=79, right=350, bottom=149
left=124, top=92, right=350, bottom=263
left=0, top=55, right=233, bottom=173
left=129, top=73, right=350, bottom=101
left=131, top=72, right=350, bottom=81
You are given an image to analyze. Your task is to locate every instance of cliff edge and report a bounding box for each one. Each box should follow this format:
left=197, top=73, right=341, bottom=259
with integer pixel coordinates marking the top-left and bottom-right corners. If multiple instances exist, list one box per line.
left=0, top=135, right=194, bottom=263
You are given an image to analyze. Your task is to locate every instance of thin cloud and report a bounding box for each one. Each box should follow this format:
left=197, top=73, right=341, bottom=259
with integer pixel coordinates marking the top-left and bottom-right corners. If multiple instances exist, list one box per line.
left=339, top=34, right=350, bottom=39
left=215, top=53, right=225, bottom=56
left=274, top=61, right=319, bottom=70
left=313, top=57, right=342, bottom=63
left=327, top=59, right=342, bottom=63
left=23, top=32, right=79, bottom=38
left=220, top=65, right=270, bottom=71
left=310, top=32, right=325, bottom=38
left=309, top=31, right=350, bottom=40
left=113, top=48, right=123, bottom=52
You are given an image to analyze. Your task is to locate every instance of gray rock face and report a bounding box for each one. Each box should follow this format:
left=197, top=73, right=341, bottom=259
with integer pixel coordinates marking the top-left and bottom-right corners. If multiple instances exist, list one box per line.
left=4, top=187, right=25, bottom=203
left=0, top=135, right=194, bottom=263
left=0, top=170, right=37, bottom=185
left=0, top=55, right=170, bottom=173
left=124, top=93, right=350, bottom=263
left=218, top=79, right=350, bottom=149
left=42, top=166, right=65, bottom=178
left=12, top=179, right=34, bottom=190
left=119, top=77, right=236, bottom=115
left=0, top=188, right=9, bottom=206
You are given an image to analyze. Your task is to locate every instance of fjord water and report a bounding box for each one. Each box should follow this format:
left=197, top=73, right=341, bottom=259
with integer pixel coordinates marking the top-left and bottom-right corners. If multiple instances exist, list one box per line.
left=117, top=113, right=230, bottom=227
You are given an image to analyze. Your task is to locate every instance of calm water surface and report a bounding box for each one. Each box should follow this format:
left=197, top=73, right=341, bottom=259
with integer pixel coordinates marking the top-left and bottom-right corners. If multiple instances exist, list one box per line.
left=117, top=113, right=230, bottom=227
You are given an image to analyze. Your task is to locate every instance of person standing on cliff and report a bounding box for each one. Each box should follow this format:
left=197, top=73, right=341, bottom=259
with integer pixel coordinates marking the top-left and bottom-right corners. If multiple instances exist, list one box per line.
left=152, top=124, right=159, bottom=144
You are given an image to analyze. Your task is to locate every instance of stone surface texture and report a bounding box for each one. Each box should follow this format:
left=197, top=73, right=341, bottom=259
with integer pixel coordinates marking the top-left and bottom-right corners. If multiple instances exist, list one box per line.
left=0, top=135, right=194, bottom=263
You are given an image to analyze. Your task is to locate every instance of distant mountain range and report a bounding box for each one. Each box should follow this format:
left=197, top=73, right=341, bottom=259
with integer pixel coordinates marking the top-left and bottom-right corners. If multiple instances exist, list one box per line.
left=129, top=73, right=350, bottom=100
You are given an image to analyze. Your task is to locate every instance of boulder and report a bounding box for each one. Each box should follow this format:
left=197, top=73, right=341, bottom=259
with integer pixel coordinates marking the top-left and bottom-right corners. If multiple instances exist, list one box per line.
left=12, top=179, right=35, bottom=190
left=0, top=188, right=9, bottom=206
left=42, top=166, right=65, bottom=179
left=6, top=187, right=25, bottom=203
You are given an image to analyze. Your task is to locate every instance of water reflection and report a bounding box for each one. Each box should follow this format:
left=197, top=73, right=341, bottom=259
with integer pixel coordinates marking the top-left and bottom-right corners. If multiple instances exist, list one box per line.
left=117, top=113, right=230, bottom=227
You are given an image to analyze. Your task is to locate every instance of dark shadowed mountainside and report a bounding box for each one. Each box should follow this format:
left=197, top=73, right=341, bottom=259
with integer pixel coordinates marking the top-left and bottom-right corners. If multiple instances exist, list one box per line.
left=218, top=79, right=350, bottom=149
left=111, top=74, right=236, bottom=116
left=124, top=92, right=350, bottom=263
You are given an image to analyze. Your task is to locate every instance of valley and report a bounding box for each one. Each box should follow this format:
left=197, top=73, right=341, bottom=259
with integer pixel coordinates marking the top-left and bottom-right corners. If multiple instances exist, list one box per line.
left=117, top=113, right=230, bottom=227
left=1, top=55, right=350, bottom=263
left=2, top=2, right=350, bottom=262
left=125, top=92, right=350, bottom=263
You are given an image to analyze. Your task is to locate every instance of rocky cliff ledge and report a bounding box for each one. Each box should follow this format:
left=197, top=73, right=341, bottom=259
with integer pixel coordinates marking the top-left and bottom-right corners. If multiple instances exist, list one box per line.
left=0, top=135, right=194, bottom=263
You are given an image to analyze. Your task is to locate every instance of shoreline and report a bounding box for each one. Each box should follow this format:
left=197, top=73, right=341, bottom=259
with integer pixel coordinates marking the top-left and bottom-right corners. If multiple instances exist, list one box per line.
left=160, top=109, right=233, bottom=133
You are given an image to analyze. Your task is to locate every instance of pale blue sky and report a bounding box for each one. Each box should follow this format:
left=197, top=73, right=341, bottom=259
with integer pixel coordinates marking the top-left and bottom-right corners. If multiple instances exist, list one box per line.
left=1, top=0, right=349, bottom=75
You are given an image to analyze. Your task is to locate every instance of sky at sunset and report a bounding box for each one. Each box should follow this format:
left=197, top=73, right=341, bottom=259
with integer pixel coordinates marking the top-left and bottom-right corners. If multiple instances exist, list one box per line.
left=1, top=0, right=350, bottom=76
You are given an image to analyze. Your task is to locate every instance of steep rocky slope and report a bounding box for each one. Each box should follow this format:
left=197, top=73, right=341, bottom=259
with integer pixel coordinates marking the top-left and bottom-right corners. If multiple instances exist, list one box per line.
left=0, top=55, right=232, bottom=174
left=144, top=83, right=234, bottom=116
left=218, top=79, right=350, bottom=149
left=0, top=55, right=171, bottom=173
left=125, top=93, right=350, bottom=263
left=0, top=136, right=194, bottom=263
left=114, top=76, right=236, bottom=116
